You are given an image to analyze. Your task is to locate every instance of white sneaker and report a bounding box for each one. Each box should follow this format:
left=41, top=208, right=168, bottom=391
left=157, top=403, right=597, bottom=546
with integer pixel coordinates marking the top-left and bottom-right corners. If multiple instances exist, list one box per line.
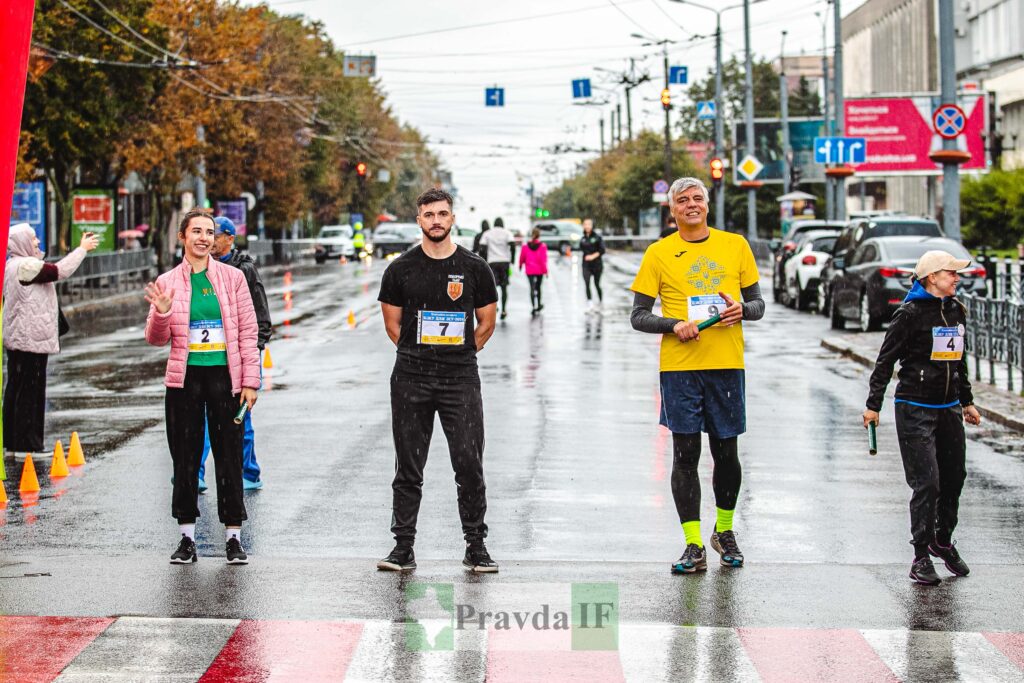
left=13, top=452, right=30, bottom=462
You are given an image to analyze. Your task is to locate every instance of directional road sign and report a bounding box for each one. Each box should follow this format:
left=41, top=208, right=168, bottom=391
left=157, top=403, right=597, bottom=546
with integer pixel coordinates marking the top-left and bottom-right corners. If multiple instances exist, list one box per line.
left=737, top=155, right=764, bottom=181
left=571, top=78, right=592, bottom=99
left=932, top=103, right=966, bottom=139
left=813, top=136, right=867, bottom=164
left=485, top=87, right=505, bottom=107
left=669, top=66, right=688, bottom=85
left=653, top=179, right=670, bottom=194
left=696, top=101, right=716, bottom=120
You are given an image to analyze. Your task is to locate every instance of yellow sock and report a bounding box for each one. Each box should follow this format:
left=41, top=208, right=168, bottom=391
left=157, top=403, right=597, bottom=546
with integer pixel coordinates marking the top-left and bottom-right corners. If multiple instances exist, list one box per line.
left=682, top=520, right=703, bottom=548
left=716, top=507, right=734, bottom=533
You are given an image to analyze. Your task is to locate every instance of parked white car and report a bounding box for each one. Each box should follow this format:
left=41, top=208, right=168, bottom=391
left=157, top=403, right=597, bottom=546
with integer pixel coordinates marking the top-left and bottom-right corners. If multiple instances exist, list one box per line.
left=314, top=224, right=355, bottom=263
left=783, top=229, right=840, bottom=311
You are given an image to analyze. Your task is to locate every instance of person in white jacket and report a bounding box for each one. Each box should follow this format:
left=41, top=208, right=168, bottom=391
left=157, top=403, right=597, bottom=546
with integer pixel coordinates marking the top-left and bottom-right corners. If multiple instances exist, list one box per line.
left=3, top=224, right=98, bottom=457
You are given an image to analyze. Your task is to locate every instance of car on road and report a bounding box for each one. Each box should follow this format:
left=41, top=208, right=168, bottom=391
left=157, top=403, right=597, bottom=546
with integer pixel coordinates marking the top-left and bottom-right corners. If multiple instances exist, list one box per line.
left=452, top=225, right=481, bottom=252
left=818, top=216, right=944, bottom=318
left=532, top=220, right=582, bottom=254
left=782, top=230, right=839, bottom=310
left=826, top=236, right=985, bottom=331
left=372, top=222, right=421, bottom=257
left=772, top=220, right=845, bottom=303
left=313, top=225, right=356, bottom=264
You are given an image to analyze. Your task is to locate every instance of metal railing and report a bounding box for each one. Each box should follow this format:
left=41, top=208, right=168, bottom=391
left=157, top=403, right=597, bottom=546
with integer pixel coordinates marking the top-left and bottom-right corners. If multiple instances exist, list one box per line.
left=55, top=249, right=157, bottom=303
left=960, top=292, right=1024, bottom=393
left=976, top=255, right=1022, bottom=302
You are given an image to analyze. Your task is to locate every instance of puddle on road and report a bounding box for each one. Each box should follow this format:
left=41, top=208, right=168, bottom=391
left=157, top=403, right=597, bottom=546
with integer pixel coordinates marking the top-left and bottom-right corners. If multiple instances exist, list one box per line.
left=58, top=357, right=166, bottom=392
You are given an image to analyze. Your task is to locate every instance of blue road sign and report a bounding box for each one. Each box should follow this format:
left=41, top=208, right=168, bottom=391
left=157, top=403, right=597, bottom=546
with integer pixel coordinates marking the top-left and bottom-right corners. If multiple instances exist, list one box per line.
left=571, top=78, right=592, bottom=99
left=485, top=87, right=505, bottom=107
left=668, top=66, right=688, bottom=85
left=11, top=181, right=47, bottom=251
left=813, top=136, right=867, bottom=164
left=932, top=104, right=966, bottom=139
left=696, top=101, right=716, bottom=120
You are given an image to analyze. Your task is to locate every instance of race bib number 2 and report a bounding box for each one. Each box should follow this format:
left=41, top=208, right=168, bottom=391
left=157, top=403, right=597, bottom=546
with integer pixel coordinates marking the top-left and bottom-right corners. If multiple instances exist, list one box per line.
left=688, top=295, right=727, bottom=325
left=188, top=320, right=226, bottom=353
left=418, top=311, right=466, bottom=345
left=931, top=325, right=964, bottom=361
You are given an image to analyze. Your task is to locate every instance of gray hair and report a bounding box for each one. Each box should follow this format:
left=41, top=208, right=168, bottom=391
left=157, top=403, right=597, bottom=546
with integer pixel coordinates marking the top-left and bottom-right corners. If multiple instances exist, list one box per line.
left=669, top=177, right=709, bottom=203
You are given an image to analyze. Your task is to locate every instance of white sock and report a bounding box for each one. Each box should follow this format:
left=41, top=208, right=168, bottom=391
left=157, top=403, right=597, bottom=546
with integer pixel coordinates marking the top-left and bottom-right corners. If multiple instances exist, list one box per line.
left=226, top=528, right=241, bottom=543
left=179, top=524, right=196, bottom=540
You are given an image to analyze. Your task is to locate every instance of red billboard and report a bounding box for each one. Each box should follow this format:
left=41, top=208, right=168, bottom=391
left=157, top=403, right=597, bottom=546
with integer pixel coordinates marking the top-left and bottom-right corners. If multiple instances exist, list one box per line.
left=844, top=95, right=987, bottom=174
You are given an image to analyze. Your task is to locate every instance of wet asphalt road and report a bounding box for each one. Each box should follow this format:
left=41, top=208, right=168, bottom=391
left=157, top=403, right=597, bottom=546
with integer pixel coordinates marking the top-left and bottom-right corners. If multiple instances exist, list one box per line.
left=3, top=250, right=1024, bottom=680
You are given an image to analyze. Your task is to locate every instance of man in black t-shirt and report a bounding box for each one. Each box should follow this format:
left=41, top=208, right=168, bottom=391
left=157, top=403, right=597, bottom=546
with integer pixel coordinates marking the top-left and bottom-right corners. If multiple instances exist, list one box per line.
left=376, top=187, right=499, bottom=573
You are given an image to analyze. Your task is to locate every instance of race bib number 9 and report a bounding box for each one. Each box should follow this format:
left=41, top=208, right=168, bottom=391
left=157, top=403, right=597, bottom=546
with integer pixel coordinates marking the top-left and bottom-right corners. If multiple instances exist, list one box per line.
left=418, top=311, right=466, bottom=345
left=188, top=320, right=226, bottom=353
left=688, top=295, right=727, bottom=325
left=931, top=325, right=964, bottom=361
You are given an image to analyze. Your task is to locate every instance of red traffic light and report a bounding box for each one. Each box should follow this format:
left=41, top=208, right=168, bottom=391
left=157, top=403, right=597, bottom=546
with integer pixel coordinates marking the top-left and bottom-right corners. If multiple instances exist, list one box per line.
left=709, top=157, right=724, bottom=181
left=660, top=88, right=671, bottom=109
left=355, top=162, right=368, bottom=177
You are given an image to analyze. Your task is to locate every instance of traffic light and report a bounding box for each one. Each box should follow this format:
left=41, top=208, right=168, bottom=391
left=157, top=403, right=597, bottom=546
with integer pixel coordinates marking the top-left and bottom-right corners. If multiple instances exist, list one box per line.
left=660, top=88, right=671, bottom=110
left=355, top=161, right=368, bottom=177
left=709, top=157, right=724, bottom=186
left=790, top=164, right=803, bottom=187
left=534, top=208, right=550, bottom=218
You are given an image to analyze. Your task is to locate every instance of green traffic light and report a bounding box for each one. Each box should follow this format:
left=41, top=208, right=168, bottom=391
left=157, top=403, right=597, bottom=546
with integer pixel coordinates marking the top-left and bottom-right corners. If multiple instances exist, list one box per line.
left=542, top=210, right=550, bottom=217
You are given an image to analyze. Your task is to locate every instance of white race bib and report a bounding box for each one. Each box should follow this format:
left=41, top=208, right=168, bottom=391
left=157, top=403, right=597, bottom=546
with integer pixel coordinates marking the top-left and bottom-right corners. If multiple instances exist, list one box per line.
left=931, top=325, right=964, bottom=361
left=688, top=295, right=727, bottom=325
left=189, top=320, right=226, bottom=353
left=418, top=311, right=466, bottom=345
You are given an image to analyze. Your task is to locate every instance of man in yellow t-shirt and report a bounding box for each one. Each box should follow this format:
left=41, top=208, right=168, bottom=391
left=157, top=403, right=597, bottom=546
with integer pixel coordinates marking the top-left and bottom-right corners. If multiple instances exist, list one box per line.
left=630, top=177, right=764, bottom=575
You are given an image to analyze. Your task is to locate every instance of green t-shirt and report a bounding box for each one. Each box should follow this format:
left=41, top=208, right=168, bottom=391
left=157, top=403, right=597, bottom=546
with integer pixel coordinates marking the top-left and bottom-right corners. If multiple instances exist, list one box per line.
left=187, top=270, right=228, bottom=366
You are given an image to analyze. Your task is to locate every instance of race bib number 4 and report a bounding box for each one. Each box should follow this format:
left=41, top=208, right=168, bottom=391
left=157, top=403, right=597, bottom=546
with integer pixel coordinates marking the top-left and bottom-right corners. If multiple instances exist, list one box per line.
left=688, top=295, right=727, bottom=325
left=931, top=325, right=964, bottom=361
left=418, top=311, right=466, bottom=345
left=188, top=320, right=227, bottom=352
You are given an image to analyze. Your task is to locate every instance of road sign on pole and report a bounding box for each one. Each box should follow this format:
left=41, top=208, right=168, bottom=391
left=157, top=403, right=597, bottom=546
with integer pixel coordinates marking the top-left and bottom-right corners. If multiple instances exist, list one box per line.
left=571, top=79, right=592, bottom=99
left=653, top=179, right=669, bottom=194
left=342, top=55, right=377, bottom=78
left=668, top=66, right=688, bottom=85
left=813, top=136, right=867, bottom=164
left=737, top=155, right=764, bottom=181
left=696, top=101, right=716, bottom=120
left=485, top=87, right=505, bottom=107
left=932, top=103, right=966, bottom=139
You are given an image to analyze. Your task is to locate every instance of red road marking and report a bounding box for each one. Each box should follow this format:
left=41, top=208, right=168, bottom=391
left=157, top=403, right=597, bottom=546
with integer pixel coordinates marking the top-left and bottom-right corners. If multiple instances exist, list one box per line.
left=486, top=627, right=625, bottom=682
left=738, top=627, right=899, bottom=682
left=983, top=632, right=1024, bottom=670
left=0, top=616, right=113, bottom=683
left=200, top=619, right=364, bottom=682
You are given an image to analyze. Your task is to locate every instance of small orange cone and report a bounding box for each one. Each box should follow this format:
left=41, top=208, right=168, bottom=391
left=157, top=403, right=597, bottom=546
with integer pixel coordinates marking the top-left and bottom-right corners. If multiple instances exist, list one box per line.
left=339, top=255, right=348, bottom=264
left=262, top=348, right=273, bottom=369
left=347, top=310, right=356, bottom=328
left=50, top=441, right=69, bottom=478
left=0, top=481, right=8, bottom=506
left=19, top=455, right=40, bottom=493
left=67, top=432, right=86, bottom=467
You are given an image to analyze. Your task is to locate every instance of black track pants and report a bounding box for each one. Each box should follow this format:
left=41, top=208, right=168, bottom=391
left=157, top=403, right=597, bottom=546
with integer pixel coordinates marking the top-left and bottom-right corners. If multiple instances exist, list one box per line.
left=528, top=275, right=544, bottom=310
left=390, top=376, right=488, bottom=544
left=3, top=349, right=48, bottom=453
left=582, top=261, right=603, bottom=301
left=166, top=365, right=247, bottom=526
left=894, top=403, right=967, bottom=556
left=670, top=432, right=742, bottom=523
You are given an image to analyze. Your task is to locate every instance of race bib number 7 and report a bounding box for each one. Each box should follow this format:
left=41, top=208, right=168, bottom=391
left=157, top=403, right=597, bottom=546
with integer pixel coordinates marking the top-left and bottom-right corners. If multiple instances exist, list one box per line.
left=688, top=295, right=727, bottom=325
left=189, top=320, right=226, bottom=353
left=931, top=325, right=964, bottom=361
left=418, top=311, right=466, bottom=345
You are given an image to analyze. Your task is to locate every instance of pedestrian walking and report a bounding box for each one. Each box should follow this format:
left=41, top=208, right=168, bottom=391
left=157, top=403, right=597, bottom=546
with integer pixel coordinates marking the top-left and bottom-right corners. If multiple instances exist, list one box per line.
left=376, top=187, right=499, bottom=573
left=519, top=227, right=548, bottom=316
left=863, top=250, right=981, bottom=586
left=473, top=219, right=489, bottom=261
left=479, top=217, right=515, bottom=320
left=629, top=177, right=764, bottom=574
left=579, top=219, right=606, bottom=312
left=3, top=224, right=98, bottom=457
left=144, top=209, right=260, bottom=565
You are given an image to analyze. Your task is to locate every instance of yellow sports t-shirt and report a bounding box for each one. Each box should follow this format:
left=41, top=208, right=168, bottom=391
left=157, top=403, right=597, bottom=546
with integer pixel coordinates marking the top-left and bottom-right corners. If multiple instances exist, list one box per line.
left=630, top=229, right=759, bottom=371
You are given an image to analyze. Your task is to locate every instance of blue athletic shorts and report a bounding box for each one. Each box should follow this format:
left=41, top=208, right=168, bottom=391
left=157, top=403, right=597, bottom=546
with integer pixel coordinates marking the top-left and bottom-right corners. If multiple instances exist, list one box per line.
left=659, top=369, right=746, bottom=438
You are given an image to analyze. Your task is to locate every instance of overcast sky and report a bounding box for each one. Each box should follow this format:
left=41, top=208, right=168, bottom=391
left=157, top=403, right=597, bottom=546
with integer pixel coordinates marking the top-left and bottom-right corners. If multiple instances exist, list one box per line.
left=259, top=0, right=866, bottom=225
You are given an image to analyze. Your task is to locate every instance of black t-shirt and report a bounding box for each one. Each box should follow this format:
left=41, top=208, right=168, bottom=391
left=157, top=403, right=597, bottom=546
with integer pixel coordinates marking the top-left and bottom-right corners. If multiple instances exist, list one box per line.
left=378, top=245, right=498, bottom=382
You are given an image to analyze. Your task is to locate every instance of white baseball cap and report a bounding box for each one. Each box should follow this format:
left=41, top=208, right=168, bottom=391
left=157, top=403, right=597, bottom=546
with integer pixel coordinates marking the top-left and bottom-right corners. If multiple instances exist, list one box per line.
left=914, top=250, right=971, bottom=279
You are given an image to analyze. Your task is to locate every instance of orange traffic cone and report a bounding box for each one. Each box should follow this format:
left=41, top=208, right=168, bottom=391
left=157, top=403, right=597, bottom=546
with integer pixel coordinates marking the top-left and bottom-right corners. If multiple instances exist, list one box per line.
left=339, top=255, right=348, bottom=264
left=50, top=441, right=69, bottom=478
left=0, top=481, right=8, bottom=506
left=347, top=310, right=356, bottom=328
left=262, top=348, right=273, bottom=369
left=19, top=455, right=40, bottom=493
left=67, top=432, right=86, bottom=467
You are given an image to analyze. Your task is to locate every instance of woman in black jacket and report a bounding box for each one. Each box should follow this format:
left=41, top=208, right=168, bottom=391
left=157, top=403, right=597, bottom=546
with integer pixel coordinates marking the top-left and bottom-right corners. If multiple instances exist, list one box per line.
left=863, top=250, right=982, bottom=587
left=578, top=219, right=605, bottom=312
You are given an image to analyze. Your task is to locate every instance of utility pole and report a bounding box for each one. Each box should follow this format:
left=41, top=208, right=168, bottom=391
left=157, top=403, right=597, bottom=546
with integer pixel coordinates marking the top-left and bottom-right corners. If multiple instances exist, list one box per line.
left=780, top=30, right=791, bottom=195
left=743, top=0, right=757, bottom=240
left=819, top=5, right=833, bottom=220
left=195, top=124, right=207, bottom=210
left=714, top=15, right=725, bottom=230
left=600, top=117, right=606, bottom=155
left=833, top=0, right=846, bottom=220
left=663, top=47, right=673, bottom=181
left=934, top=0, right=966, bottom=241
left=615, top=103, right=622, bottom=144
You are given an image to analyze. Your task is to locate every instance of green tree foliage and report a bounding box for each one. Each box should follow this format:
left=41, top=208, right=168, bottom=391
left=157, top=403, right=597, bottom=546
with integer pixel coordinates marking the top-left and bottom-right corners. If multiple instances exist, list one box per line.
left=961, top=169, right=1024, bottom=249
left=789, top=76, right=822, bottom=117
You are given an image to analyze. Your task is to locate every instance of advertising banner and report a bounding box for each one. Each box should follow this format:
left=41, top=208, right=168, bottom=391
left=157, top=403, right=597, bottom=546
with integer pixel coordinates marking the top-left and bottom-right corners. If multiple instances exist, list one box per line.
left=733, top=118, right=826, bottom=184
left=844, top=95, right=986, bottom=174
left=71, top=188, right=116, bottom=252
left=215, top=199, right=247, bottom=236
left=11, top=181, right=47, bottom=251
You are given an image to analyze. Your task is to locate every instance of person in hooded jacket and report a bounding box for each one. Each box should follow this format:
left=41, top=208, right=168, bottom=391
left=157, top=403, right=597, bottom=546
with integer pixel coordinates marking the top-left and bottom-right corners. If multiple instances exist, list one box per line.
left=3, top=224, right=98, bottom=457
left=578, top=219, right=606, bottom=312
left=864, top=250, right=982, bottom=587
left=472, top=219, right=489, bottom=261
left=519, top=228, right=549, bottom=315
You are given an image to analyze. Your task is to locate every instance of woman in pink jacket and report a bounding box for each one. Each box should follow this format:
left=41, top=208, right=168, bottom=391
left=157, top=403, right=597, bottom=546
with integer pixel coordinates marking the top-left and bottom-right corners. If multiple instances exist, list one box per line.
left=519, top=228, right=549, bottom=316
left=144, top=209, right=260, bottom=565
left=3, top=224, right=98, bottom=456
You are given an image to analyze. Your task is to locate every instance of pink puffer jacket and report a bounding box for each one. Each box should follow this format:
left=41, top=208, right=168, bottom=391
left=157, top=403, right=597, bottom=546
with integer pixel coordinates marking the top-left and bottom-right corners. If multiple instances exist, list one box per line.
left=519, top=240, right=549, bottom=276
left=145, top=257, right=260, bottom=394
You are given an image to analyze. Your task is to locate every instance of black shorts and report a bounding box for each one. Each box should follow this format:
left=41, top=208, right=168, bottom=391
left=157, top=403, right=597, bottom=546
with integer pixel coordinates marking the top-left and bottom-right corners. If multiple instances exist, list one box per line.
left=489, top=262, right=510, bottom=287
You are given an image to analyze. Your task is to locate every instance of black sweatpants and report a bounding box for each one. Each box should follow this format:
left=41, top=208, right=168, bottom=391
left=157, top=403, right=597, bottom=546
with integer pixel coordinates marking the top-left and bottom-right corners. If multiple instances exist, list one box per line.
left=894, top=403, right=967, bottom=556
left=3, top=349, right=49, bottom=453
left=582, top=261, right=603, bottom=301
left=527, top=275, right=544, bottom=311
left=670, top=432, right=742, bottom=523
left=166, top=365, right=247, bottom=526
left=390, top=375, right=488, bottom=544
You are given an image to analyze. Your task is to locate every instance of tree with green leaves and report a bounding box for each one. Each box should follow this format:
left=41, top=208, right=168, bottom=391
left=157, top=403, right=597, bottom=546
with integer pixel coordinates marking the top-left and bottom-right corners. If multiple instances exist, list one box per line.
left=960, top=168, right=1024, bottom=249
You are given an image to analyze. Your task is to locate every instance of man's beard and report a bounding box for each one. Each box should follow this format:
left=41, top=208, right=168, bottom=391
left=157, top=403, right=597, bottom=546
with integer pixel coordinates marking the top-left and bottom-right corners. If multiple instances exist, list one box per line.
left=423, top=225, right=451, bottom=243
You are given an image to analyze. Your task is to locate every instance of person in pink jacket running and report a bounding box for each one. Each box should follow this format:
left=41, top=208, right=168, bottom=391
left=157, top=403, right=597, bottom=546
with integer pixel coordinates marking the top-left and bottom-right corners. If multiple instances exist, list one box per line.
left=144, top=209, right=260, bottom=565
left=519, top=228, right=549, bottom=316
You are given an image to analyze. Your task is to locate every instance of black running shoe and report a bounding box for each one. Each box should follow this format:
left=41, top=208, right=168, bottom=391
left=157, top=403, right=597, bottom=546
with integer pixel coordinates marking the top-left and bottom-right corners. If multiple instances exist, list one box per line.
left=377, top=544, right=416, bottom=571
left=710, top=530, right=745, bottom=568
left=909, top=556, right=941, bottom=586
left=671, top=544, right=707, bottom=574
left=226, top=538, right=248, bottom=565
left=170, top=535, right=197, bottom=564
left=463, top=542, right=498, bottom=573
left=929, top=541, right=970, bottom=576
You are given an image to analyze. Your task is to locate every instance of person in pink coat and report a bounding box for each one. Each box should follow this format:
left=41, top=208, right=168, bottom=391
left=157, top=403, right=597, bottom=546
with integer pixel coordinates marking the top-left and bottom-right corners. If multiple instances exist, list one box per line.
left=144, top=209, right=260, bottom=565
left=519, top=228, right=549, bottom=316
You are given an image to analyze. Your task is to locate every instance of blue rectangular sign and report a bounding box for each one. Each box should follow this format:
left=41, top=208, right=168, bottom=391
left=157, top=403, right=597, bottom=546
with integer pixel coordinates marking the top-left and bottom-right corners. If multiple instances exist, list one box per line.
left=813, top=136, right=867, bottom=164
left=571, top=78, right=592, bottom=99
left=485, top=87, right=505, bottom=107
left=669, top=66, right=688, bottom=85
left=696, top=100, right=716, bottom=120
left=11, top=181, right=47, bottom=251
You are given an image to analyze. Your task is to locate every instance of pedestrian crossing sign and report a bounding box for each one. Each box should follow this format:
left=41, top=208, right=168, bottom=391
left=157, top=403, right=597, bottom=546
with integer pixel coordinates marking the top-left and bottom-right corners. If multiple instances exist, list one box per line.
left=697, top=101, right=716, bottom=120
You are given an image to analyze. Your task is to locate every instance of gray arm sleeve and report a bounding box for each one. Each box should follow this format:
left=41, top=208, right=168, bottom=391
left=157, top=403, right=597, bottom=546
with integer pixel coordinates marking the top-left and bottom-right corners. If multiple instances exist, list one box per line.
left=741, top=282, right=765, bottom=321
left=630, top=292, right=680, bottom=334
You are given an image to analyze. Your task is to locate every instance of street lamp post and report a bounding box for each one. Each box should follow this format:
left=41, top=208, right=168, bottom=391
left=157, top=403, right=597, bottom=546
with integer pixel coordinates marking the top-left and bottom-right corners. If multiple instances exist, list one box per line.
left=817, top=6, right=833, bottom=221
left=833, top=0, right=846, bottom=220
left=631, top=34, right=676, bottom=183
left=780, top=30, right=791, bottom=195
left=742, top=0, right=757, bottom=240
left=935, top=0, right=965, bottom=241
